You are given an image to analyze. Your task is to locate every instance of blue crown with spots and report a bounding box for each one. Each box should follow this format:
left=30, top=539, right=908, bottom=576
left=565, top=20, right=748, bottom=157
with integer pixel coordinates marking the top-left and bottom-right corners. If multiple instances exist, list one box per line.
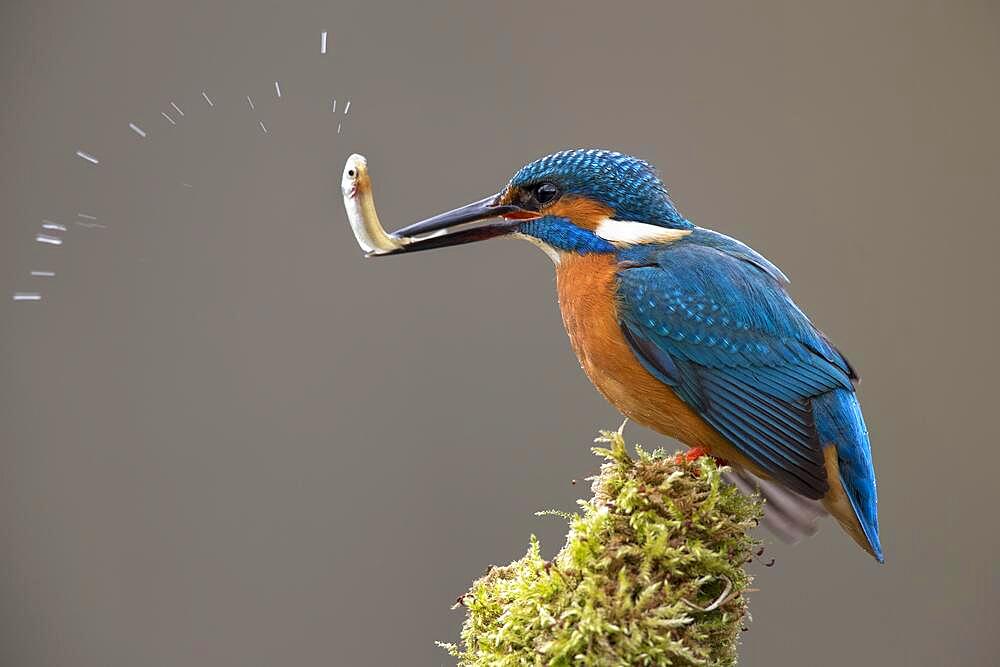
left=507, top=149, right=690, bottom=229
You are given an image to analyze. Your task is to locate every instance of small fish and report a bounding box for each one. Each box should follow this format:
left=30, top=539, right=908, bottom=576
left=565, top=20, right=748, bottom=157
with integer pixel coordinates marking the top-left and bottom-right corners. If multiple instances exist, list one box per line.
left=76, top=150, right=99, bottom=164
left=129, top=122, right=148, bottom=138
left=36, top=234, right=63, bottom=246
left=202, top=90, right=215, bottom=107
left=321, top=31, right=328, bottom=54
left=13, top=292, right=41, bottom=301
left=342, top=154, right=409, bottom=255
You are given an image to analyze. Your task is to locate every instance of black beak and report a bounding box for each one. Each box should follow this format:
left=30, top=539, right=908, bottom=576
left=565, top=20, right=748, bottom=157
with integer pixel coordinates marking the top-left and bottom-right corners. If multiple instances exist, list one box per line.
left=376, top=194, right=538, bottom=256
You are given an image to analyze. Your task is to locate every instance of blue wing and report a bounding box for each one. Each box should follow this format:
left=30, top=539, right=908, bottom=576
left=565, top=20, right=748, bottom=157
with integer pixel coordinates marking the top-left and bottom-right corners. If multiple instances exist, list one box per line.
left=616, top=239, right=857, bottom=500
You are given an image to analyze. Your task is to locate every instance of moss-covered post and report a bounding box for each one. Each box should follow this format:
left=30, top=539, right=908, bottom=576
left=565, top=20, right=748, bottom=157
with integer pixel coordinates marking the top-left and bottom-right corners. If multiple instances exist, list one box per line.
left=440, top=425, right=763, bottom=666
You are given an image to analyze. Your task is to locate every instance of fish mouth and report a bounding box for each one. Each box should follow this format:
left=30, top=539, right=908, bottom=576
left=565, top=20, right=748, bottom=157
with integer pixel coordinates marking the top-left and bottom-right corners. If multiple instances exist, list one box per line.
left=341, top=153, right=367, bottom=200
left=378, top=194, right=540, bottom=256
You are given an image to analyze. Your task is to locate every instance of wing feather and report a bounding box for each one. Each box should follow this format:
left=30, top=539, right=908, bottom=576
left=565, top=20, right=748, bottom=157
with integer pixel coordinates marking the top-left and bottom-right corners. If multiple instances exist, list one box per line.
left=617, top=243, right=854, bottom=500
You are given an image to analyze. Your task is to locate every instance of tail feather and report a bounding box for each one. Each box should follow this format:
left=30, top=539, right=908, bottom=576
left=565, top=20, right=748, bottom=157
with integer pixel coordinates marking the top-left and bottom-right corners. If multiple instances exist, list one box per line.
left=725, top=386, right=882, bottom=563
left=813, top=389, right=883, bottom=562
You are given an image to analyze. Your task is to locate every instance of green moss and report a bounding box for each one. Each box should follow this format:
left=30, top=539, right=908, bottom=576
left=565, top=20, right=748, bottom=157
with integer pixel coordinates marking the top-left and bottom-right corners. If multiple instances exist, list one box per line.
left=440, top=426, right=763, bottom=666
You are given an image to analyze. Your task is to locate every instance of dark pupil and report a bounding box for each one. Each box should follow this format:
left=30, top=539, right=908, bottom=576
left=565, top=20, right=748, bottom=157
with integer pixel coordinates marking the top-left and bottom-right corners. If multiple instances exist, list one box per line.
left=535, top=183, right=558, bottom=205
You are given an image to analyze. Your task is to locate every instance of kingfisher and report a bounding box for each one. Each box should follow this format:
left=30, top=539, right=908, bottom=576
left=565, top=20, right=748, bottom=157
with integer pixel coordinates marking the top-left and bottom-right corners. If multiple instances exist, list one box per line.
left=377, top=149, right=882, bottom=562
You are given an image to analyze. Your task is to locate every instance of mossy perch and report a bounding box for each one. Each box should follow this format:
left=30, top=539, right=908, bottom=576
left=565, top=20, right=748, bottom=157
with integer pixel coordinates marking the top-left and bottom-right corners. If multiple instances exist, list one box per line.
left=441, top=426, right=763, bottom=666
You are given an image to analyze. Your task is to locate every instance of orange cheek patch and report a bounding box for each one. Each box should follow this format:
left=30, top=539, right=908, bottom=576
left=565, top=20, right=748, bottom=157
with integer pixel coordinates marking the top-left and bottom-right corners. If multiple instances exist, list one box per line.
left=496, top=187, right=517, bottom=206
left=545, top=197, right=614, bottom=232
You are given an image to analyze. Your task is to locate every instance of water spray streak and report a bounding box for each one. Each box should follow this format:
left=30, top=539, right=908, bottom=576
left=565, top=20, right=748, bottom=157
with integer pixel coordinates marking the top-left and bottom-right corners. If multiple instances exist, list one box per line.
left=14, top=29, right=358, bottom=308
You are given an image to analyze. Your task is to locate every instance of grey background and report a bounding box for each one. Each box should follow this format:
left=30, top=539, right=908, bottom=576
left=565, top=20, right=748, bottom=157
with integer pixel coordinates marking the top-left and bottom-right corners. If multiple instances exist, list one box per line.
left=1, top=1, right=998, bottom=665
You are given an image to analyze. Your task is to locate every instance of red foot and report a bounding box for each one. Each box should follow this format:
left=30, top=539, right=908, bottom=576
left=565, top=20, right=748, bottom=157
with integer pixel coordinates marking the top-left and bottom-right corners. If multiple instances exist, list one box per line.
left=675, top=447, right=728, bottom=467
left=685, top=446, right=710, bottom=462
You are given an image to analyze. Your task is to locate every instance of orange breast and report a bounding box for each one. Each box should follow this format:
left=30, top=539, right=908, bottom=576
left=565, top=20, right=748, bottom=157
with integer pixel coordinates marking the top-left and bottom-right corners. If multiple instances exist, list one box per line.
left=555, top=253, right=765, bottom=474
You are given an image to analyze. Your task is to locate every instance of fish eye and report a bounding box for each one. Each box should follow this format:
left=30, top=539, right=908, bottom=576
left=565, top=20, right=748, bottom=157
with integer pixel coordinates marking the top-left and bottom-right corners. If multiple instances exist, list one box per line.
left=534, top=182, right=559, bottom=205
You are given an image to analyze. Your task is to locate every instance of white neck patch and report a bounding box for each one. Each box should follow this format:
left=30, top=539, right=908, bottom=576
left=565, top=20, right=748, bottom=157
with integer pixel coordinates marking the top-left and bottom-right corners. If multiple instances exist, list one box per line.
left=594, top=218, right=692, bottom=246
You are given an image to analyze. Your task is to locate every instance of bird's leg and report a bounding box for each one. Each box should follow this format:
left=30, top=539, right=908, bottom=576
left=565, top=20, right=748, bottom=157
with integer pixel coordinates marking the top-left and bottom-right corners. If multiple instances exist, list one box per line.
left=684, top=446, right=711, bottom=462
left=676, top=446, right=728, bottom=467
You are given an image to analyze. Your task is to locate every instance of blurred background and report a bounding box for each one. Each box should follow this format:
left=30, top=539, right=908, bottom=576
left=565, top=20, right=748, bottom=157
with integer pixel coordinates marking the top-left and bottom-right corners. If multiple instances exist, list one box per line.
left=1, top=1, right=998, bottom=665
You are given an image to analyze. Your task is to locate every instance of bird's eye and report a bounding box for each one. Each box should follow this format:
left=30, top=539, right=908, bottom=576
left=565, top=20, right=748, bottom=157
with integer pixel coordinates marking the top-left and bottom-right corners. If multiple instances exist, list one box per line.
left=534, top=182, right=559, bottom=205
left=348, top=169, right=356, bottom=177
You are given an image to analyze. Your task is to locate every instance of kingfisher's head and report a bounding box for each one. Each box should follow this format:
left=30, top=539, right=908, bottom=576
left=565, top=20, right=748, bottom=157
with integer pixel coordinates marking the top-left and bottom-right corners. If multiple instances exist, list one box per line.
left=383, top=149, right=694, bottom=261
